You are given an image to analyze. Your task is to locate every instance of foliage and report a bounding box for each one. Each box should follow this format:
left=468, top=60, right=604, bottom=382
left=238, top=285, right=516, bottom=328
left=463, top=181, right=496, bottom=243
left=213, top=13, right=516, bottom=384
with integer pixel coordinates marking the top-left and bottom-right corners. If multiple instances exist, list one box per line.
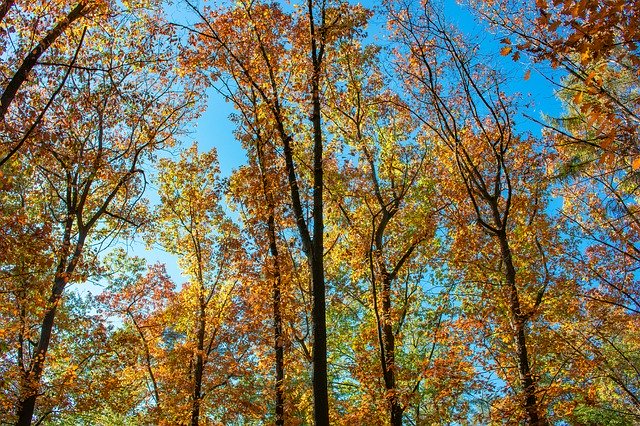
left=2, top=0, right=640, bottom=424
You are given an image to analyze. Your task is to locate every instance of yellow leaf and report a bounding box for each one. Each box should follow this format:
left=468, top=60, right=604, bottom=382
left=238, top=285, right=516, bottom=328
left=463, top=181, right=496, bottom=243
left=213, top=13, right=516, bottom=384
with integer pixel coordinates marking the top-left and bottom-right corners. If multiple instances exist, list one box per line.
left=632, top=157, right=640, bottom=171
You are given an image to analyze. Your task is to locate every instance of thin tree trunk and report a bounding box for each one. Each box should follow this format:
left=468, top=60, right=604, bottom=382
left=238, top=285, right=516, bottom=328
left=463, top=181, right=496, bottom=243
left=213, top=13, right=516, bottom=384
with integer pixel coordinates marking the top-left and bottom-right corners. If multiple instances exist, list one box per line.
left=498, top=231, right=546, bottom=426
left=268, top=211, right=285, bottom=426
left=256, top=138, right=286, bottom=426
left=15, top=278, right=64, bottom=426
left=381, top=275, right=403, bottom=426
left=16, top=217, right=84, bottom=426
left=191, top=288, right=206, bottom=426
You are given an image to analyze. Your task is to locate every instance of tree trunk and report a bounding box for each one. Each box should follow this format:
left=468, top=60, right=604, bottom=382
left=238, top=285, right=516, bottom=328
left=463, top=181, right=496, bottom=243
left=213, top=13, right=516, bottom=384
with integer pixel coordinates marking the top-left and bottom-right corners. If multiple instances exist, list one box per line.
left=381, top=275, right=403, bottom=426
left=16, top=219, right=84, bottom=426
left=269, top=212, right=285, bottom=426
left=310, top=75, right=329, bottom=426
left=308, top=1, right=329, bottom=422
left=256, top=131, right=286, bottom=426
left=16, top=276, right=66, bottom=426
left=498, top=231, right=546, bottom=426
left=191, top=289, right=206, bottom=426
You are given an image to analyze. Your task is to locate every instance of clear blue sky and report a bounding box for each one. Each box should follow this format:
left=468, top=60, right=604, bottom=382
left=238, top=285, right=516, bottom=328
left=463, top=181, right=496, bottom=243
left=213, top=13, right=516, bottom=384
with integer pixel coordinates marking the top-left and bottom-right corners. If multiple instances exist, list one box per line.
left=122, top=0, right=563, bottom=286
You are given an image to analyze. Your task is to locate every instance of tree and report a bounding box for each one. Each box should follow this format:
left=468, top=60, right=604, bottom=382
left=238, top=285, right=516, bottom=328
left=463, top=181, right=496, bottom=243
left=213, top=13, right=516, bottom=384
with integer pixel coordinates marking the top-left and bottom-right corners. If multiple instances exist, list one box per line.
left=184, top=0, right=369, bottom=422
left=96, top=251, right=176, bottom=420
left=389, top=2, right=579, bottom=423
left=151, top=144, right=245, bottom=425
left=228, top=88, right=299, bottom=425
left=323, top=39, right=448, bottom=425
left=471, top=0, right=639, bottom=153
left=472, top=0, right=640, bottom=417
left=0, top=0, right=105, bottom=167
left=0, top=4, right=195, bottom=421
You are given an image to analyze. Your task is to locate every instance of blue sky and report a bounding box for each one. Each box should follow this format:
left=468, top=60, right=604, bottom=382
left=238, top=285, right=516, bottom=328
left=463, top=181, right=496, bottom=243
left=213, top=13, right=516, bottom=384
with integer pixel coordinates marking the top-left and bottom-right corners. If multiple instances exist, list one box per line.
left=120, top=0, right=564, bottom=286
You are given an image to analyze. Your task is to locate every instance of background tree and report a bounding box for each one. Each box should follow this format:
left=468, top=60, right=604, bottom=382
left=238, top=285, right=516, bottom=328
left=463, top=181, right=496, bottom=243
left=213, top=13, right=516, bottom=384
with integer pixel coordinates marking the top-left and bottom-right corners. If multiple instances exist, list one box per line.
left=150, top=144, right=248, bottom=425
left=322, top=38, right=462, bottom=425
left=0, top=3, right=196, bottom=422
left=184, top=0, right=370, bottom=422
left=389, top=2, right=583, bottom=423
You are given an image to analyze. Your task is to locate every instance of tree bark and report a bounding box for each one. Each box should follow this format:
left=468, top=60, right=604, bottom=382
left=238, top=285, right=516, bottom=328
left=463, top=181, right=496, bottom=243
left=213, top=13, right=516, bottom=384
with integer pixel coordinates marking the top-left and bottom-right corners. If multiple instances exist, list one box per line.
left=307, top=0, right=328, bottom=423
left=268, top=210, right=285, bottom=426
left=191, top=285, right=206, bottom=426
left=16, top=227, right=84, bottom=425
left=15, top=279, right=64, bottom=426
left=381, top=275, right=403, bottom=426
left=498, top=230, right=546, bottom=426
left=256, top=134, right=286, bottom=426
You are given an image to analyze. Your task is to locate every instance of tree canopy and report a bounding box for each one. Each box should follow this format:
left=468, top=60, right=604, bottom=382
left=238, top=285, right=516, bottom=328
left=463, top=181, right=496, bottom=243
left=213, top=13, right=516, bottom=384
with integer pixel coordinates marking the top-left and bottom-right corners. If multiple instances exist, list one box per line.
left=1, top=0, right=638, bottom=424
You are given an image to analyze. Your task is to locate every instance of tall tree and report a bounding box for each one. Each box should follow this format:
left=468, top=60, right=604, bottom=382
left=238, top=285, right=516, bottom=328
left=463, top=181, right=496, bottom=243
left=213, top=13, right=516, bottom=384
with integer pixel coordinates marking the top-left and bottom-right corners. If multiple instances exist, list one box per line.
left=471, top=0, right=640, bottom=417
left=151, top=144, right=245, bottom=425
left=228, top=89, right=295, bottom=425
left=185, top=1, right=369, bottom=422
left=0, top=4, right=195, bottom=422
left=389, top=3, right=577, bottom=423
left=324, top=39, right=446, bottom=425
left=0, top=0, right=106, bottom=166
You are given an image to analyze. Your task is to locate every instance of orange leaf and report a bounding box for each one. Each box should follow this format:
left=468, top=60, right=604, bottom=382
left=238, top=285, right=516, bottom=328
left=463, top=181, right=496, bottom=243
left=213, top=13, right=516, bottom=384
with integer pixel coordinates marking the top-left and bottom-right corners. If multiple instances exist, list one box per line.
left=573, top=91, right=584, bottom=104
left=633, top=157, right=640, bottom=171
left=524, top=69, right=531, bottom=80
left=500, top=46, right=512, bottom=56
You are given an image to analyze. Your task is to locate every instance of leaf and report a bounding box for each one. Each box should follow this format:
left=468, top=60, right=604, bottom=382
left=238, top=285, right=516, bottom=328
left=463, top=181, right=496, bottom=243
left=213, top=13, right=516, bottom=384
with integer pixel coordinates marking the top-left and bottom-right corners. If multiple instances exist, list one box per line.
left=536, top=0, right=547, bottom=9
left=632, top=157, right=640, bottom=171
left=500, top=46, right=512, bottom=56
left=524, top=69, right=531, bottom=80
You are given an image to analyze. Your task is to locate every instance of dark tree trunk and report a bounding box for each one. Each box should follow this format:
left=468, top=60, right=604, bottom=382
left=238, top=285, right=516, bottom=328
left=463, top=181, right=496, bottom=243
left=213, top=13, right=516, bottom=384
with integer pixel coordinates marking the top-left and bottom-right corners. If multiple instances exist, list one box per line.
left=191, top=292, right=206, bottom=426
left=307, top=1, right=328, bottom=423
left=16, top=219, right=84, bottom=426
left=15, top=280, right=64, bottom=426
left=498, top=231, right=546, bottom=426
left=381, top=275, right=403, bottom=426
left=257, top=136, right=286, bottom=426
left=269, top=213, right=285, bottom=426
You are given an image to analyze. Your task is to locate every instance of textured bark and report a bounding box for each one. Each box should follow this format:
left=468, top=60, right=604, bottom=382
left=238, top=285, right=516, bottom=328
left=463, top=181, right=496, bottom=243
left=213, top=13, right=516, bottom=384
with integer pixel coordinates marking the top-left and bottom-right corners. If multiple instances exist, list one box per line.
left=381, top=275, right=403, bottom=426
left=15, top=282, right=63, bottom=426
left=269, top=212, right=285, bottom=426
left=307, top=0, right=328, bottom=423
left=256, top=136, right=285, bottom=426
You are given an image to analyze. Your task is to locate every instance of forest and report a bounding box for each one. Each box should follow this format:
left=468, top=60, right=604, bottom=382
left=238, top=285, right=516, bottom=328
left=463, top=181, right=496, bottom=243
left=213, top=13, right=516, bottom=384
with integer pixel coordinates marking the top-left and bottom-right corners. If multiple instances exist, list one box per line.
left=0, top=0, right=638, bottom=424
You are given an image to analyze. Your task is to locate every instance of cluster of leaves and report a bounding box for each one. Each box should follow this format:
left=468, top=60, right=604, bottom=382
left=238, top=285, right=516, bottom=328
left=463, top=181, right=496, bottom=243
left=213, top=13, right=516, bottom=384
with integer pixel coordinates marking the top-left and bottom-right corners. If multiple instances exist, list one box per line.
left=1, top=0, right=639, bottom=424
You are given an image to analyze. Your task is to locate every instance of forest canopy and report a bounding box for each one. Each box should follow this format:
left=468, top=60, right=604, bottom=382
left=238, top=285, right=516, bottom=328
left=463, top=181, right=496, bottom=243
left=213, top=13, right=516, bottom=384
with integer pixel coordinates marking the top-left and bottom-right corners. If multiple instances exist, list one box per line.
left=0, top=0, right=638, bottom=424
